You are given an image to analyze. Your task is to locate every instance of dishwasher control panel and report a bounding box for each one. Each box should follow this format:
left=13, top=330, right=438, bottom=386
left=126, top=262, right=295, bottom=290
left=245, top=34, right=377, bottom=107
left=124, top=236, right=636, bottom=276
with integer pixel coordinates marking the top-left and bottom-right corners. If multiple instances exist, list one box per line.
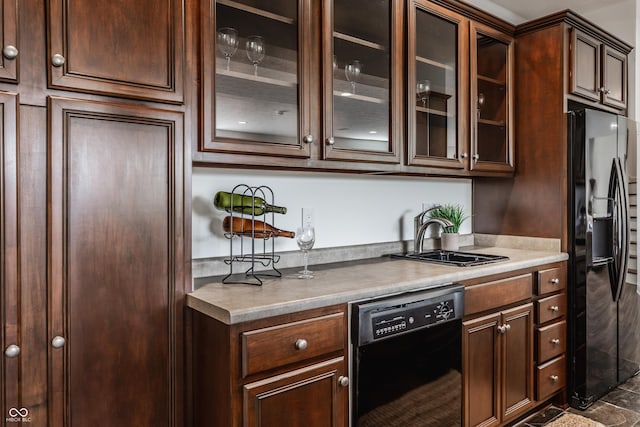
left=352, top=283, right=464, bottom=346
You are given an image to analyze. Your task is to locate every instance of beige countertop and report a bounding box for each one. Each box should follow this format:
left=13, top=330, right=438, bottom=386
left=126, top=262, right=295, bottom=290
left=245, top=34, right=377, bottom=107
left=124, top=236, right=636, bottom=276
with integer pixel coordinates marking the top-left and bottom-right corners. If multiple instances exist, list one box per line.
left=187, top=246, right=568, bottom=324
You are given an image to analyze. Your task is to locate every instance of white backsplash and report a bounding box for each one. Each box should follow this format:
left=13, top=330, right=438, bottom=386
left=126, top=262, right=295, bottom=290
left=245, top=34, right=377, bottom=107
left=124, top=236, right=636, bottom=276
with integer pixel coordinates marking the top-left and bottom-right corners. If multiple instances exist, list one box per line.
left=192, top=168, right=472, bottom=259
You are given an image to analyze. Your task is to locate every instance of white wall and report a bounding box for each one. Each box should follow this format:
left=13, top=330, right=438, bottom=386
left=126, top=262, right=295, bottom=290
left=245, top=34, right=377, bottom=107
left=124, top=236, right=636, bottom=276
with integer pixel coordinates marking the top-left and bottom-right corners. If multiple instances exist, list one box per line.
left=192, top=168, right=472, bottom=259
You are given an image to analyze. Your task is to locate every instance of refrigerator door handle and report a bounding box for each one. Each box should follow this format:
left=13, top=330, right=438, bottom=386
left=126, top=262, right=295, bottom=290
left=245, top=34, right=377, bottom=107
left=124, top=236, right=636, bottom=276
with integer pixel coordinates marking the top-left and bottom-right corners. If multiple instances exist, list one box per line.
left=613, top=157, right=630, bottom=302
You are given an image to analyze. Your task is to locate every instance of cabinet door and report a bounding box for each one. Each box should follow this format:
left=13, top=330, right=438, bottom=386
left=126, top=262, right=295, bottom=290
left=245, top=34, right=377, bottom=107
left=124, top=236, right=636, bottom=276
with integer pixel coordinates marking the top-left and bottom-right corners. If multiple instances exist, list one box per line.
left=48, top=97, right=185, bottom=426
left=500, top=304, right=534, bottom=422
left=322, top=0, right=401, bottom=163
left=0, top=0, right=18, bottom=82
left=0, top=93, right=18, bottom=420
left=463, top=312, right=501, bottom=427
left=407, top=0, right=467, bottom=169
left=570, top=29, right=601, bottom=103
left=470, top=22, right=514, bottom=173
left=201, top=0, right=313, bottom=159
left=602, top=45, right=627, bottom=110
left=48, top=0, right=184, bottom=103
left=243, top=357, right=348, bottom=427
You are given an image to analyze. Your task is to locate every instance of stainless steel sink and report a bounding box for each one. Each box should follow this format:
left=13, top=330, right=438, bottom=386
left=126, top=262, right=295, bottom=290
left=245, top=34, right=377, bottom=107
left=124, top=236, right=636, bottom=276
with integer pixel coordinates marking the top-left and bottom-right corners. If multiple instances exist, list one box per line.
left=395, top=250, right=509, bottom=267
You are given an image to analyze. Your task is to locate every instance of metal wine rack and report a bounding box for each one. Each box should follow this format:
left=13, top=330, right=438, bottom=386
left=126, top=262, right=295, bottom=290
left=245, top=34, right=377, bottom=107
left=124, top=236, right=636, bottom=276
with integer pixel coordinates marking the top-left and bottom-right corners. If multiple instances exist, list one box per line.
left=222, top=184, right=282, bottom=286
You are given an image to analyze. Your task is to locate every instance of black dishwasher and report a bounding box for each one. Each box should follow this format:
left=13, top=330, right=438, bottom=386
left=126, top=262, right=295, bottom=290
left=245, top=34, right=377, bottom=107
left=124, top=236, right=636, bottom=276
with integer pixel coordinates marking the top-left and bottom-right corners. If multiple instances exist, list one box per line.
left=350, top=284, right=464, bottom=427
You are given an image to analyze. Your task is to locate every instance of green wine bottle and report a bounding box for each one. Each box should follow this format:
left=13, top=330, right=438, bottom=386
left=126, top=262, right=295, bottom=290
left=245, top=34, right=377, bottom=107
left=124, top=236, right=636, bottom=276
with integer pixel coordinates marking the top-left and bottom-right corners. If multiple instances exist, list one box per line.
left=213, top=191, right=287, bottom=215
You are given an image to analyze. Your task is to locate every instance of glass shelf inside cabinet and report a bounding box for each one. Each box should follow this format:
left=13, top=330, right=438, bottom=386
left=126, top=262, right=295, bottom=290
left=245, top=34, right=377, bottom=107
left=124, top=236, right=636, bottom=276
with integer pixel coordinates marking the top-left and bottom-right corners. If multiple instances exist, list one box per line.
left=475, top=32, right=508, bottom=163
left=215, top=0, right=300, bottom=144
left=331, top=0, right=392, bottom=153
left=413, top=7, right=458, bottom=160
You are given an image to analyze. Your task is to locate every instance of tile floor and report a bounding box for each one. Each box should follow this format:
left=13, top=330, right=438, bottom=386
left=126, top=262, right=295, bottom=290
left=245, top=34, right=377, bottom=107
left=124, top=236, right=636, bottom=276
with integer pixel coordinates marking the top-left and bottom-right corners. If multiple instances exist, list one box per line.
left=516, top=374, right=640, bottom=426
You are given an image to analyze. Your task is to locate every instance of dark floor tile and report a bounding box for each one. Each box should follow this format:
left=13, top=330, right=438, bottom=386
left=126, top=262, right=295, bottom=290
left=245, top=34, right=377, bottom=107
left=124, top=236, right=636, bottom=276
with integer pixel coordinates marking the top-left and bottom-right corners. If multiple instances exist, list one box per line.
left=601, top=388, right=640, bottom=412
left=619, top=374, right=640, bottom=394
left=568, top=400, right=640, bottom=427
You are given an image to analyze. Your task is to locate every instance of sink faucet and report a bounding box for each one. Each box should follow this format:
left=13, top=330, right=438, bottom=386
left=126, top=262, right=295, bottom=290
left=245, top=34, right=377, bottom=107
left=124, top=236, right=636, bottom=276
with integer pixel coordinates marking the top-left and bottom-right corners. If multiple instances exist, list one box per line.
left=414, top=206, right=454, bottom=254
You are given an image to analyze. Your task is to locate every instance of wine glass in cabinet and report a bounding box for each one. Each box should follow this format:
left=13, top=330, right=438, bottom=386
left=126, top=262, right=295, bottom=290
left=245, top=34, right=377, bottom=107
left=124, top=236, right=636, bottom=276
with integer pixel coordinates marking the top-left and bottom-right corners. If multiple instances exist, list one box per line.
left=470, top=21, right=514, bottom=173
left=322, top=0, right=403, bottom=164
left=407, top=0, right=468, bottom=170
left=201, top=0, right=313, bottom=158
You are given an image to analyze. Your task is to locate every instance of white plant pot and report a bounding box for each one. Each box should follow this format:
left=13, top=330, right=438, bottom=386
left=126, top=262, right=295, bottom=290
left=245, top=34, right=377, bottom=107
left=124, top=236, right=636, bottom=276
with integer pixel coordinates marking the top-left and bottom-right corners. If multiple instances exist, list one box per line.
left=440, top=232, right=459, bottom=251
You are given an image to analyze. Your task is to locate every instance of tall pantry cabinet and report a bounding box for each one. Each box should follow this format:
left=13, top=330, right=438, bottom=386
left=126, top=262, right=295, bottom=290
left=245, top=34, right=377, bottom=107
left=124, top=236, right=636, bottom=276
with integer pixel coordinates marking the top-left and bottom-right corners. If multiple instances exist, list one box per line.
left=0, top=0, right=190, bottom=426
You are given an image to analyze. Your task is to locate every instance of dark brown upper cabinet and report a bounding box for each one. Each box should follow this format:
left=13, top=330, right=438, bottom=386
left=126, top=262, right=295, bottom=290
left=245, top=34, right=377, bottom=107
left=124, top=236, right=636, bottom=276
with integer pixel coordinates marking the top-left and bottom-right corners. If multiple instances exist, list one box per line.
left=201, top=0, right=313, bottom=159
left=470, top=21, right=514, bottom=174
left=570, top=28, right=627, bottom=110
left=407, top=0, right=468, bottom=170
left=0, top=0, right=18, bottom=83
left=321, top=0, right=402, bottom=164
left=200, top=0, right=401, bottom=163
left=48, top=0, right=184, bottom=103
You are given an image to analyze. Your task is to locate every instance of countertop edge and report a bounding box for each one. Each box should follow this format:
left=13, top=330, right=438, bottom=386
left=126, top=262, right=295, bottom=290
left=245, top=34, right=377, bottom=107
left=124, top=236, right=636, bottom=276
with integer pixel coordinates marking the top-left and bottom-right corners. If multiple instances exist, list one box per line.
left=186, top=250, right=569, bottom=324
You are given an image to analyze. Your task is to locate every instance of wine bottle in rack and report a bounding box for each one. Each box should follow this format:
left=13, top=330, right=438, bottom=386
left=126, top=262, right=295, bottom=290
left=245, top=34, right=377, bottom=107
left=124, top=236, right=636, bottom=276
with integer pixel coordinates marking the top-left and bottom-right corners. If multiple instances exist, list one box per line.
left=214, top=191, right=287, bottom=215
left=223, top=216, right=295, bottom=239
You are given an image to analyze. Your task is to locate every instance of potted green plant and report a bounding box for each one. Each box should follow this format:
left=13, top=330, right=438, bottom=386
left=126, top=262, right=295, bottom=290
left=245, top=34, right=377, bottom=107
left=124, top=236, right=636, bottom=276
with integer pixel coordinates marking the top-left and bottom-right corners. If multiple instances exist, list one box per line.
left=428, top=204, right=468, bottom=251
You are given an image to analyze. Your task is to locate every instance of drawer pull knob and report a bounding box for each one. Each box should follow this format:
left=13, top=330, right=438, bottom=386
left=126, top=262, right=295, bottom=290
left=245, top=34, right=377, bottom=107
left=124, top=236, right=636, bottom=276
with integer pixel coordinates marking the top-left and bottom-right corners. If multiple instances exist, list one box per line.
left=52, top=336, right=66, bottom=348
left=51, top=54, right=65, bottom=67
left=303, top=134, right=314, bottom=144
left=551, top=338, right=561, bottom=345
left=497, top=324, right=510, bottom=334
left=2, top=45, right=18, bottom=59
left=295, top=339, right=308, bottom=350
left=550, top=278, right=560, bottom=285
left=4, top=344, right=20, bottom=358
left=338, top=376, right=349, bottom=387
left=549, top=305, right=559, bottom=312
left=550, top=375, right=559, bottom=383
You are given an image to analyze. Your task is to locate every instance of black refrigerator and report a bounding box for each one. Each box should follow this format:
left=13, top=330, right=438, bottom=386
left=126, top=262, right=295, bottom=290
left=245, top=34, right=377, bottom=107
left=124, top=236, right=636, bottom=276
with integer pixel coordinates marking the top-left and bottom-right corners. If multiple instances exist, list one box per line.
left=568, top=108, right=640, bottom=409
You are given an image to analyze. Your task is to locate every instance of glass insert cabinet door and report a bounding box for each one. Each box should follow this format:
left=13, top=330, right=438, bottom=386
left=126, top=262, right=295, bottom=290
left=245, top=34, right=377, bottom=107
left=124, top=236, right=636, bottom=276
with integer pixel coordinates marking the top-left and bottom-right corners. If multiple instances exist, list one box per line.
left=201, top=0, right=312, bottom=158
left=470, top=21, right=514, bottom=172
left=407, top=1, right=467, bottom=169
left=322, top=0, right=402, bottom=163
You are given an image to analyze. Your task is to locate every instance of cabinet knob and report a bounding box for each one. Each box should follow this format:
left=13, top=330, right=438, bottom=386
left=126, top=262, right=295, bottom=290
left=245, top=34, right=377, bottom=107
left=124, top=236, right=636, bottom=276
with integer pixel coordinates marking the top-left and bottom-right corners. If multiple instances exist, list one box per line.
left=551, top=338, right=561, bottom=345
left=605, top=89, right=611, bottom=95
left=460, top=152, right=468, bottom=159
left=549, top=305, right=559, bottom=312
left=472, top=154, right=480, bottom=163
left=550, top=278, right=560, bottom=285
left=338, top=376, right=349, bottom=387
left=497, top=324, right=506, bottom=334
left=2, top=45, right=18, bottom=60
left=51, top=336, right=66, bottom=349
left=550, top=375, right=559, bottom=383
left=325, top=137, right=335, bottom=146
left=51, top=54, right=65, bottom=67
left=303, top=135, right=314, bottom=144
left=599, top=87, right=606, bottom=93
left=4, top=344, right=20, bottom=358
left=295, top=338, right=308, bottom=350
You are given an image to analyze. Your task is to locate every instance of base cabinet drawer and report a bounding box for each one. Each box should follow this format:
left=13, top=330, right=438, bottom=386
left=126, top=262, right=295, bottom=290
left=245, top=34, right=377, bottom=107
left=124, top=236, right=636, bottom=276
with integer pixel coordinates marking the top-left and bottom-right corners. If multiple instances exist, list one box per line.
left=536, top=355, right=566, bottom=400
left=241, top=312, right=345, bottom=377
left=536, top=320, right=566, bottom=362
left=536, top=293, right=566, bottom=324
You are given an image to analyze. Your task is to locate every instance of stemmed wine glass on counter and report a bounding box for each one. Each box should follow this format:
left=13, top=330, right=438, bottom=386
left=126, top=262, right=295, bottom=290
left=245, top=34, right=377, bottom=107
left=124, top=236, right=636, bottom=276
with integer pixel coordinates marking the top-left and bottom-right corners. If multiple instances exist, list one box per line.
left=296, top=208, right=315, bottom=279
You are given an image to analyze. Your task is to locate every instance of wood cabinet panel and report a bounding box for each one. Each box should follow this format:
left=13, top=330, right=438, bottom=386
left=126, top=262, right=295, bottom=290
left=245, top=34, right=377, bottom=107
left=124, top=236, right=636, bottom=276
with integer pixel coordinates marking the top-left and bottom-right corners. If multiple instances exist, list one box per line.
left=243, top=357, right=347, bottom=427
left=464, top=274, right=532, bottom=316
left=602, top=45, right=627, bottom=109
left=570, top=29, right=601, bottom=102
left=463, top=312, right=501, bottom=427
left=501, top=304, right=534, bottom=422
left=48, top=97, right=185, bottom=426
left=0, top=0, right=18, bottom=82
left=241, top=312, right=344, bottom=377
left=48, top=0, right=184, bottom=102
left=0, top=93, right=18, bottom=419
